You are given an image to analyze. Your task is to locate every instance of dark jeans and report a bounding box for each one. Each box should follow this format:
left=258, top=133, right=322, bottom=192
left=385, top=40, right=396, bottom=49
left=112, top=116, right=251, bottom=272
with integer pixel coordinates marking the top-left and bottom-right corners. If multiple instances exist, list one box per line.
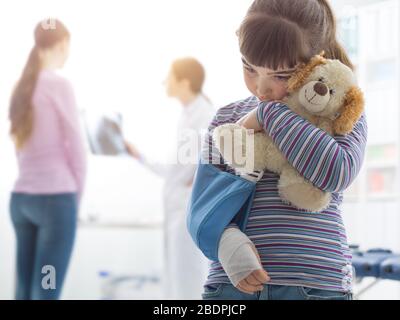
left=10, top=193, right=78, bottom=300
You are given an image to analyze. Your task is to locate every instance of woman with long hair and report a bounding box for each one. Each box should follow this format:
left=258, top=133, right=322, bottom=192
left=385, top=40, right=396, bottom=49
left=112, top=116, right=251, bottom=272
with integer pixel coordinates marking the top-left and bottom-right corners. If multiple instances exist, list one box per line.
left=9, top=19, right=86, bottom=300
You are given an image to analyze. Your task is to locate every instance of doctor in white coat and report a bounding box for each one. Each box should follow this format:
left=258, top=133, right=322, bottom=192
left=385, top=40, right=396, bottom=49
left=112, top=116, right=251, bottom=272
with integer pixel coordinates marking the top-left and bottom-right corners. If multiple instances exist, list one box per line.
left=125, top=57, right=215, bottom=300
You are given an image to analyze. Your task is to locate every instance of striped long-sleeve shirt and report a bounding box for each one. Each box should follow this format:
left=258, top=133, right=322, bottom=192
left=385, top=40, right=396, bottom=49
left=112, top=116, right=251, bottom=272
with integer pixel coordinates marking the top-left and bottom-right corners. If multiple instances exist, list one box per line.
left=202, top=95, right=368, bottom=292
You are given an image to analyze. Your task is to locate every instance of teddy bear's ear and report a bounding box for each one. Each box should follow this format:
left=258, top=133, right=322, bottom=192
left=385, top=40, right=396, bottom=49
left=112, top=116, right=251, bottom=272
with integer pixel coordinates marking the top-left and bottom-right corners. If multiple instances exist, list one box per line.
left=287, top=54, right=327, bottom=92
left=333, top=86, right=365, bottom=135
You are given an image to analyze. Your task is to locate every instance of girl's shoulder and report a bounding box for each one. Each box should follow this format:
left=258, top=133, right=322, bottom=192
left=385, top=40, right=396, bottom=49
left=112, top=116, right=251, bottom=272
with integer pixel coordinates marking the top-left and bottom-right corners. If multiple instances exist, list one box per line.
left=213, top=96, right=259, bottom=125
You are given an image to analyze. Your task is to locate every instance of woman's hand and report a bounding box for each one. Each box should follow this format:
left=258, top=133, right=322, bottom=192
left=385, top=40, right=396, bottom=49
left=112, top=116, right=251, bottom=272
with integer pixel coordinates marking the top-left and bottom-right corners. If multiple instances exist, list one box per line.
left=236, top=245, right=270, bottom=294
left=125, top=141, right=142, bottom=160
left=236, top=108, right=263, bottom=132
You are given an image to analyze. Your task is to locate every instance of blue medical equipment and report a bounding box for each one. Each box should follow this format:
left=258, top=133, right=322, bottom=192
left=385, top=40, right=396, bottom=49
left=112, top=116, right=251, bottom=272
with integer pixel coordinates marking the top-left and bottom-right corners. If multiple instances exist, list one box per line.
left=351, top=246, right=400, bottom=299
left=380, top=256, right=400, bottom=281
left=352, top=248, right=394, bottom=278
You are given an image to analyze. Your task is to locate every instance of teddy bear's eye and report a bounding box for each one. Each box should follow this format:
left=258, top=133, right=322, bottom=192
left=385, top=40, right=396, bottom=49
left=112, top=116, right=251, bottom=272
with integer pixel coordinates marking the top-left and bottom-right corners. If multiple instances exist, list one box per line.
left=318, top=77, right=325, bottom=82
left=330, top=89, right=336, bottom=95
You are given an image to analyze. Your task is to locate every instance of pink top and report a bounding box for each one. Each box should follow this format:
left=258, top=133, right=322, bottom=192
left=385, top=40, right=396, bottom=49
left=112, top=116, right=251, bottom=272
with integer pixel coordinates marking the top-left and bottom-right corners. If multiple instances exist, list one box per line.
left=13, top=69, right=87, bottom=199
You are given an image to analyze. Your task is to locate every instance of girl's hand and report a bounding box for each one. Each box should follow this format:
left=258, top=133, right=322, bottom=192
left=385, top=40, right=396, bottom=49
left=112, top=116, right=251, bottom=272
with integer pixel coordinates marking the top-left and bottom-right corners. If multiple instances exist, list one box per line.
left=236, top=108, right=263, bottom=132
left=236, top=245, right=270, bottom=294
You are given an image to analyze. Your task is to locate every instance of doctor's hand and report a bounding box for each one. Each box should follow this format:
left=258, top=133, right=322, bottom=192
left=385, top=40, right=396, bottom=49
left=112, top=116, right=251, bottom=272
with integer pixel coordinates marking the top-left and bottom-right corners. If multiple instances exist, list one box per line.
left=125, top=141, right=142, bottom=160
left=236, top=245, right=270, bottom=295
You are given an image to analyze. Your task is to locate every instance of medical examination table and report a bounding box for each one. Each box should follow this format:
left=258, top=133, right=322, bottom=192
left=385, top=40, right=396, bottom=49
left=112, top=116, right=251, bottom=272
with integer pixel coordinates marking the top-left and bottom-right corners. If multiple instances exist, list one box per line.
left=351, top=246, right=400, bottom=299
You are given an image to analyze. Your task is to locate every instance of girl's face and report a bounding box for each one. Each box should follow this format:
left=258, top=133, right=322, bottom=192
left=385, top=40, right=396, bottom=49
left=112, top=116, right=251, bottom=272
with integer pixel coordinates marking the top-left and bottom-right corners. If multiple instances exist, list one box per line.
left=242, top=57, right=294, bottom=101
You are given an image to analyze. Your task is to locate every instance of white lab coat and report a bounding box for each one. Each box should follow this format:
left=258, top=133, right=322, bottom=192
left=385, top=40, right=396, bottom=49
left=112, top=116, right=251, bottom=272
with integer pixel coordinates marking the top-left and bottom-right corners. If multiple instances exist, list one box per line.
left=141, top=94, right=215, bottom=299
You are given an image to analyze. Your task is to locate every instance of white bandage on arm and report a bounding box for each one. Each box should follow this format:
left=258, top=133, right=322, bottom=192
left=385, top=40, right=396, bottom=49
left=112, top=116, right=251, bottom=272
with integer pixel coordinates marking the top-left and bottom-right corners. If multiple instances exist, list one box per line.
left=218, top=228, right=262, bottom=287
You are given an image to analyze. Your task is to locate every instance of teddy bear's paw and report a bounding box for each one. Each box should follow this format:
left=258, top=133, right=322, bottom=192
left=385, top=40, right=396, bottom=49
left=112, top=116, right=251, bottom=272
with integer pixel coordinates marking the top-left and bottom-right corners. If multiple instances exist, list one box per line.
left=279, top=181, right=332, bottom=212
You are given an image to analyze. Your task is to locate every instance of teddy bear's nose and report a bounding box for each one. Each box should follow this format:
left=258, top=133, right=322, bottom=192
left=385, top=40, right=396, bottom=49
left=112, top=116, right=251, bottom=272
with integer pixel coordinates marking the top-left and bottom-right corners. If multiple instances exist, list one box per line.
left=314, top=82, right=328, bottom=96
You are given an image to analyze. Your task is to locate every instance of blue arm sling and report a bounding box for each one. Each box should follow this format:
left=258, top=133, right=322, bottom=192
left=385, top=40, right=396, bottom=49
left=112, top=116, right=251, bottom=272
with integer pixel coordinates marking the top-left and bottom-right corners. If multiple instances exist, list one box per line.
left=186, top=162, right=258, bottom=261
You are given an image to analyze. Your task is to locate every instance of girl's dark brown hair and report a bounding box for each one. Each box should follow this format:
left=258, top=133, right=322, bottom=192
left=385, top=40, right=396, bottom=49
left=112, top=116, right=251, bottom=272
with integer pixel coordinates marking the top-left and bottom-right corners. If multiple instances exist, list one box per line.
left=9, top=19, right=70, bottom=149
left=238, top=0, right=353, bottom=70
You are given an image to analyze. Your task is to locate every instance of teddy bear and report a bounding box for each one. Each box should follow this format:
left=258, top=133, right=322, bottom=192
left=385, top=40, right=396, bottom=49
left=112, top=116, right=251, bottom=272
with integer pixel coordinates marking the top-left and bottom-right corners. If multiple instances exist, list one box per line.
left=212, top=54, right=364, bottom=212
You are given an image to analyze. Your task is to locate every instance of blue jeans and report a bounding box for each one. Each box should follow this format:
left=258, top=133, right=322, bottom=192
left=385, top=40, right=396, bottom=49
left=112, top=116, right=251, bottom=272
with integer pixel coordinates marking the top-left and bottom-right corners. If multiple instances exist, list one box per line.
left=202, top=283, right=353, bottom=300
left=10, top=193, right=78, bottom=300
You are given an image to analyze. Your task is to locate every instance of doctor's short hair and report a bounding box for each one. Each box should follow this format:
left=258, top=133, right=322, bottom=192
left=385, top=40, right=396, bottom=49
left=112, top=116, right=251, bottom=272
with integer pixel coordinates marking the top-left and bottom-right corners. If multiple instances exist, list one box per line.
left=171, top=57, right=205, bottom=94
